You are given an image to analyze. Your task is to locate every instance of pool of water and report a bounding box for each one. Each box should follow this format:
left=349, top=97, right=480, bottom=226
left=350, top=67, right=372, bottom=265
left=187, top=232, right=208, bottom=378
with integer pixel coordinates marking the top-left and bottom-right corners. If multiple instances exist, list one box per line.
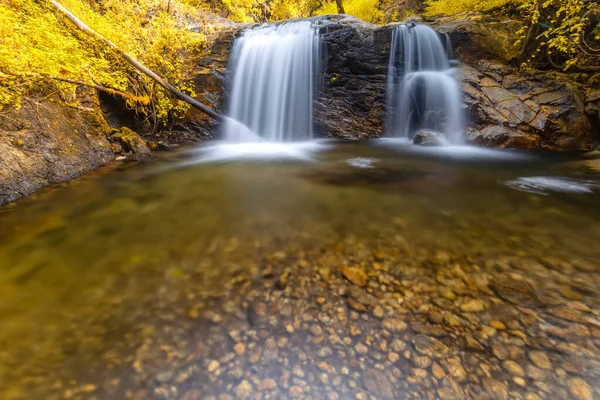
left=1, top=141, right=599, bottom=399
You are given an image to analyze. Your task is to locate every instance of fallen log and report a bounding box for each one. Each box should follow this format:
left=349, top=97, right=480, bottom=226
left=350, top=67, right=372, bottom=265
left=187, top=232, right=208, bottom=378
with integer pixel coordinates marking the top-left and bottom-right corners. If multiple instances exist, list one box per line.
left=50, top=0, right=222, bottom=121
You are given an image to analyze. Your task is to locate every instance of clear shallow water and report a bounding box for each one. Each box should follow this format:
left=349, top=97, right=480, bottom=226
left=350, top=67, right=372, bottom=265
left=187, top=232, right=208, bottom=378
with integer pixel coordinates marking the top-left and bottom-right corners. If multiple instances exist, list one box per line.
left=1, top=141, right=600, bottom=399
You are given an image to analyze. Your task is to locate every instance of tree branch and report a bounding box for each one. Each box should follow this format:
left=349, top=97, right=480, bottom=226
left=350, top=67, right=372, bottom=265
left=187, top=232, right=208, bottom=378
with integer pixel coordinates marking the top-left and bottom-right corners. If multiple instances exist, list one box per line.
left=50, top=0, right=222, bottom=121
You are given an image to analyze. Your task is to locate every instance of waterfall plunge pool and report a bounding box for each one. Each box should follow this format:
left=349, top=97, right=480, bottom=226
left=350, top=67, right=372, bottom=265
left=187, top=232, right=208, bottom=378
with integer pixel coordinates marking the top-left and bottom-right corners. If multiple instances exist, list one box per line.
left=1, top=141, right=600, bottom=398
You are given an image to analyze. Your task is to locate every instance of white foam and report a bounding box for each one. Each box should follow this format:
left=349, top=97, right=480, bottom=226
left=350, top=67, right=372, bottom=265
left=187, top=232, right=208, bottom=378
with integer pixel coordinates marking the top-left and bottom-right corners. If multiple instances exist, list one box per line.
left=505, top=177, right=600, bottom=195
left=184, top=140, right=330, bottom=164
left=347, top=157, right=379, bottom=169
left=376, top=139, right=531, bottom=161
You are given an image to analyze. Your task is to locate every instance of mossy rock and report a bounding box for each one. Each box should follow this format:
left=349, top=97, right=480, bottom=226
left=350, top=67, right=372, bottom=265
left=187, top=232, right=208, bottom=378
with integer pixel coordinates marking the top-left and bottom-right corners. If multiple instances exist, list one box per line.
left=109, top=127, right=151, bottom=155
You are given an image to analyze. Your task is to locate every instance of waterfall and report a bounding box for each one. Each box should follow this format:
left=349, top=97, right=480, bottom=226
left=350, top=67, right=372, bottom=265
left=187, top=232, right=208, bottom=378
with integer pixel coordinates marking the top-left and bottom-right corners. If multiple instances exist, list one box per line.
left=224, top=21, right=321, bottom=142
left=385, top=24, right=463, bottom=144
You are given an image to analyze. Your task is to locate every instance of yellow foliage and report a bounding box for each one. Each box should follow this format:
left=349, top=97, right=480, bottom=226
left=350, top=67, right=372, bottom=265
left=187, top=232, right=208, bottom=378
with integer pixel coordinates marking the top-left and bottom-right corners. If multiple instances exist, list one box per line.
left=425, top=0, right=522, bottom=16
left=0, top=0, right=206, bottom=126
left=518, top=0, right=598, bottom=70
left=315, top=0, right=385, bottom=23
left=183, top=0, right=263, bottom=22
left=269, top=0, right=317, bottom=21
left=425, top=0, right=599, bottom=70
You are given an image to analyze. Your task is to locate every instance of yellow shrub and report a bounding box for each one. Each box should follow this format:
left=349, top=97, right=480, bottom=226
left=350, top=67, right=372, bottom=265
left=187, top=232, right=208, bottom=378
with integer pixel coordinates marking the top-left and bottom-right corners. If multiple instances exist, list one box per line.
left=0, top=0, right=206, bottom=126
left=315, top=0, right=385, bottom=24
left=425, top=0, right=522, bottom=16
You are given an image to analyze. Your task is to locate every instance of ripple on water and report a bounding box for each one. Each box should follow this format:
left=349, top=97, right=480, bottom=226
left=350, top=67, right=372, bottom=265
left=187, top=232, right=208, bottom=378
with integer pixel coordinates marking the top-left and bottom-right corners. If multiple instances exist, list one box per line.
left=504, top=176, right=600, bottom=195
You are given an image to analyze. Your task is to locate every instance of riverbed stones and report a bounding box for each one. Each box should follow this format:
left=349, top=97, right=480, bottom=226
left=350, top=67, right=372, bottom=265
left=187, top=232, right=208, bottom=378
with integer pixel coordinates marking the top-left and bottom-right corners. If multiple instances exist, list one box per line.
left=310, top=324, right=323, bottom=336
left=346, top=286, right=376, bottom=307
left=14, top=178, right=600, bottom=400
left=490, top=321, right=507, bottom=330
left=258, top=378, right=276, bottom=391
left=431, top=362, right=445, bottom=380
left=355, top=343, right=368, bottom=355
left=372, top=305, right=384, bottom=318
left=412, top=355, right=432, bottom=369
left=547, top=306, right=587, bottom=323
left=446, top=358, right=466, bottom=381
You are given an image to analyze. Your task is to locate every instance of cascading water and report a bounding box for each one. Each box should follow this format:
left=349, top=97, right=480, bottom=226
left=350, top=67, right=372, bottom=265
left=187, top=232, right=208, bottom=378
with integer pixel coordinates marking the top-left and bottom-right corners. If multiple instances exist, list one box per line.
left=385, top=24, right=463, bottom=144
left=224, top=21, right=321, bottom=142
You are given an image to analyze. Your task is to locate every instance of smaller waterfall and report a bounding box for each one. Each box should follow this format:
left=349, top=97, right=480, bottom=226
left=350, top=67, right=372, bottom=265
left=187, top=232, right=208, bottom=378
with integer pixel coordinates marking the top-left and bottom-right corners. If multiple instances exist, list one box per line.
left=385, top=24, right=463, bottom=144
left=224, top=21, right=321, bottom=142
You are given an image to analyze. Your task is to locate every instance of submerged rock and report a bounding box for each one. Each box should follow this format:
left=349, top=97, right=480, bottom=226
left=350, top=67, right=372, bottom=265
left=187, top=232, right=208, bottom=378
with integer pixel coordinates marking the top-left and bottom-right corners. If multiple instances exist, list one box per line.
left=342, top=266, right=368, bottom=287
left=491, top=278, right=544, bottom=308
left=413, top=131, right=448, bottom=146
left=362, top=370, right=395, bottom=399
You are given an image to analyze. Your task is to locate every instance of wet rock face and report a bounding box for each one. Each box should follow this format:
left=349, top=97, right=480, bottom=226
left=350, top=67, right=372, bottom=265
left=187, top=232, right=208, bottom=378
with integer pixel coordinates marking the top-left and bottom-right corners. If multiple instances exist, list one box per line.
left=179, top=24, right=240, bottom=140
left=313, top=16, right=390, bottom=139
left=0, top=87, right=114, bottom=205
left=462, top=61, right=592, bottom=148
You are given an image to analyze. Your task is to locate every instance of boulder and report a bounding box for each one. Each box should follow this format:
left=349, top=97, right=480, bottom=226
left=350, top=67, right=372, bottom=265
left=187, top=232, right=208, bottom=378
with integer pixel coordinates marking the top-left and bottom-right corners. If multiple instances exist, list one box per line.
left=413, top=131, right=448, bottom=146
left=109, top=127, right=151, bottom=156
left=462, top=61, right=591, bottom=148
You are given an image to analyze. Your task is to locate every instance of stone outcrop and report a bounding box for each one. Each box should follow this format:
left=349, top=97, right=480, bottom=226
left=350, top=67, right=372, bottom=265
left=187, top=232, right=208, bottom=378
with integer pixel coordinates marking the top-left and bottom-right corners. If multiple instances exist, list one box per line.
left=313, top=16, right=390, bottom=139
left=181, top=21, right=240, bottom=138
left=0, top=88, right=158, bottom=205
left=0, top=88, right=115, bottom=205
left=462, top=61, right=592, bottom=148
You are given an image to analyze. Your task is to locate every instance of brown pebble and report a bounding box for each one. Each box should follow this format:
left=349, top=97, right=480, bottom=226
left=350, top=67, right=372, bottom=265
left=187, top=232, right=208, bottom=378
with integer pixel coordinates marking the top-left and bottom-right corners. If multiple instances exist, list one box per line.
left=234, top=343, right=246, bottom=356
left=431, top=362, right=445, bottom=380
left=347, top=298, right=367, bottom=312
left=289, top=386, right=304, bottom=398
left=568, top=377, right=593, bottom=400
left=258, top=378, right=277, bottom=391
left=490, top=321, right=507, bottom=330
left=342, top=266, right=368, bottom=287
